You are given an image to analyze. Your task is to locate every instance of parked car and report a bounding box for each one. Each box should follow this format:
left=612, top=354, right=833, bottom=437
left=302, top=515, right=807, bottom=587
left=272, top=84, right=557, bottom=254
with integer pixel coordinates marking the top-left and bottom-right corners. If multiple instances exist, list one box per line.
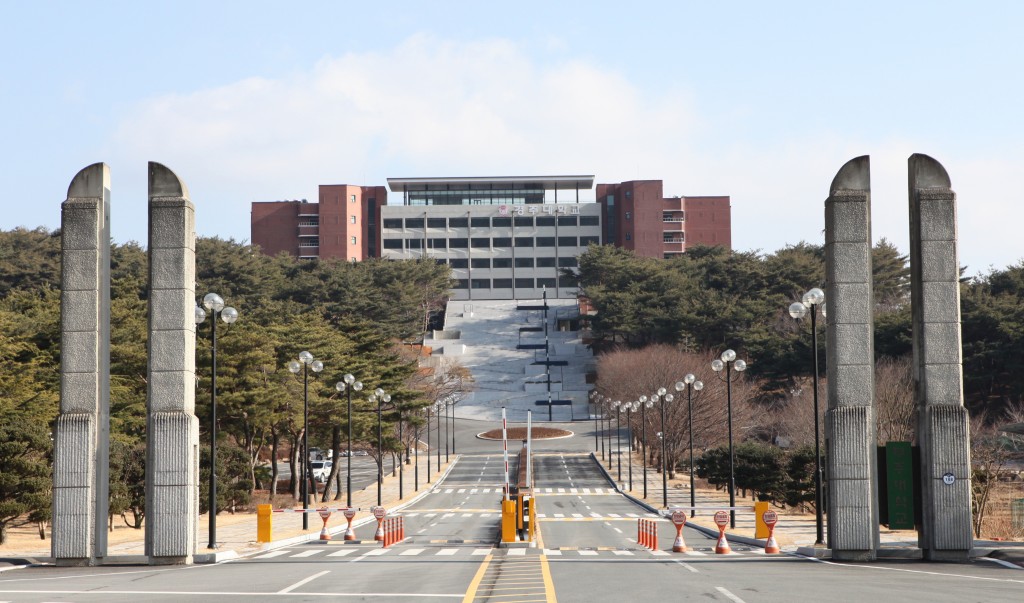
left=311, top=460, right=332, bottom=483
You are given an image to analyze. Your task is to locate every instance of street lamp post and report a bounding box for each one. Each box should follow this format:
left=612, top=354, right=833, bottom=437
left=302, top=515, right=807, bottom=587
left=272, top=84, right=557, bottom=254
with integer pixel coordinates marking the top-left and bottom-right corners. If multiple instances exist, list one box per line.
left=194, top=293, right=238, bottom=549
left=397, top=404, right=404, bottom=500
left=611, top=400, right=622, bottom=481
left=289, top=351, right=323, bottom=530
left=435, top=401, right=442, bottom=469
left=589, top=391, right=601, bottom=453
left=444, top=397, right=450, bottom=462
left=334, top=374, right=362, bottom=508
left=653, top=387, right=674, bottom=509
left=639, top=395, right=653, bottom=499
left=712, top=349, right=747, bottom=529
left=674, top=374, right=704, bottom=518
left=449, top=396, right=457, bottom=456
left=425, top=407, right=432, bottom=483
left=371, top=388, right=390, bottom=507
left=626, top=402, right=639, bottom=492
left=790, top=287, right=826, bottom=546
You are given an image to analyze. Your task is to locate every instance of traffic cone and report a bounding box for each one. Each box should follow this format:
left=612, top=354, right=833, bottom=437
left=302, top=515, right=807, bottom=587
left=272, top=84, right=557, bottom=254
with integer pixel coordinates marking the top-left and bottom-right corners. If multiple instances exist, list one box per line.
left=344, top=524, right=356, bottom=541
left=764, top=529, right=780, bottom=554
left=672, top=526, right=687, bottom=553
left=374, top=519, right=384, bottom=541
left=320, top=523, right=331, bottom=541
left=715, top=530, right=731, bottom=554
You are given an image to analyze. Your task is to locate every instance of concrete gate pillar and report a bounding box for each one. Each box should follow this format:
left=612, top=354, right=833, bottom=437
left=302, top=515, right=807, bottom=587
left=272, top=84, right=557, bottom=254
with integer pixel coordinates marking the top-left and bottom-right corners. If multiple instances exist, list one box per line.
left=53, top=164, right=111, bottom=566
left=908, top=154, right=973, bottom=561
left=144, top=162, right=200, bottom=565
left=824, top=156, right=880, bottom=560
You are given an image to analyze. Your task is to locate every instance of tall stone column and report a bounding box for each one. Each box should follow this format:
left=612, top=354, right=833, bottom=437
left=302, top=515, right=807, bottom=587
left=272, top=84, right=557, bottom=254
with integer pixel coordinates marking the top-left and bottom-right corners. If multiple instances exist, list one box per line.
left=145, top=162, right=199, bottom=565
left=53, top=163, right=111, bottom=566
left=908, top=154, right=973, bottom=561
left=824, top=156, right=880, bottom=561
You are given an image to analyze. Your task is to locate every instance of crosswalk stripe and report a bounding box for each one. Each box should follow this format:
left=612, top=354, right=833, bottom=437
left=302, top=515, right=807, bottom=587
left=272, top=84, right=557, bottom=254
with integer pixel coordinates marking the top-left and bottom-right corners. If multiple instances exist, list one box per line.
left=554, top=513, right=564, bottom=518
left=254, top=550, right=290, bottom=559
left=457, top=489, right=466, bottom=493
left=436, top=549, right=458, bottom=556
left=626, top=513, right=639, bottom=518
left=607, top=513, right=621, bottom=518
left=461, top=513, right=474, bottom=518
left=685, top=550, right=707, bottom=556
left=364, top=548, right=390, bottom=556
left=651, top=550, right=669, bottom=556
left=543, top=549, right=562, bottom=556
left=571, top=513, right=583, bottom=518
left=472, top=548, right=491, bottom=556
left=405, top=513, right=419, bottom=517
left=442, top=513, right=455, bottom=518
left=444, top=489, right=454, bottom=494
left=578, top=550, right=598, bottom=556
left=291, top=549, right=323, bottom=558
left=327, top=549, right=356, bottom=557
left=399, top=548, right=425, bottom=556
left=570, top=488, right=578, bottom=493
left=612, top=550, right=634, bottom=556
left=507, top=548, right=526, bottom=556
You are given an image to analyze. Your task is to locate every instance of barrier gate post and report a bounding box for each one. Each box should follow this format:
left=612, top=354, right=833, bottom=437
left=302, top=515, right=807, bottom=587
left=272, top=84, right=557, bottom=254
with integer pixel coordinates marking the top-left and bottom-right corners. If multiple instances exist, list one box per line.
left=257, top=504, right=272, bottom=543
left=671, top=509, right=687, bottom=552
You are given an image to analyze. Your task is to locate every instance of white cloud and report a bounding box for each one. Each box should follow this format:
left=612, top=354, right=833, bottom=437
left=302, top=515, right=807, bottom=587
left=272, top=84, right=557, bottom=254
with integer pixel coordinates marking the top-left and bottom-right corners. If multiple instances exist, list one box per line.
left=107, top=34, right=1021, bottom=272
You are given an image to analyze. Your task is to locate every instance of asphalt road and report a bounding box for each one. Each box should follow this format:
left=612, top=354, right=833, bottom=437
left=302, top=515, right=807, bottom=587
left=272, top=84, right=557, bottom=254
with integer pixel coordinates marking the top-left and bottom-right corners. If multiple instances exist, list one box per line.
left=3, top=422, right=1022, bottom=602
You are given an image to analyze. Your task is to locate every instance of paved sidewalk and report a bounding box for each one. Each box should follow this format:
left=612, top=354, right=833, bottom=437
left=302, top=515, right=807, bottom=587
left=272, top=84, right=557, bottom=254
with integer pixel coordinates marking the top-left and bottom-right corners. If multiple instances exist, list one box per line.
left=593, top=449, right=1024, bottom=566
left=3, top=454, right=455, bottom=564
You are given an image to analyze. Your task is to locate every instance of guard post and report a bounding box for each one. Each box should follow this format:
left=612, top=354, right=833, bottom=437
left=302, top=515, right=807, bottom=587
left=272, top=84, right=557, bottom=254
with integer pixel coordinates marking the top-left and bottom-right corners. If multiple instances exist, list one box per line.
left=257, top=504, right=272, bottom=543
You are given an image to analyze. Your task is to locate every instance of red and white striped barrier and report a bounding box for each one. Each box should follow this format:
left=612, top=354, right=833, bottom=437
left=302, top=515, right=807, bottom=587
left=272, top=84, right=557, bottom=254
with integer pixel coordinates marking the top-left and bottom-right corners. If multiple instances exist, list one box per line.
left=381, top=516, right=405, bottom=547
left=637, top=518, right=658, bottom=550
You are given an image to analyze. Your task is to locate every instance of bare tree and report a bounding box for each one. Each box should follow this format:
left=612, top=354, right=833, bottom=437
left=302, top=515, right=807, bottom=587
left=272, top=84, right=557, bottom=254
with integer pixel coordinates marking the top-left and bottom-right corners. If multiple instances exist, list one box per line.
left=876, top=356, right=916, bottom=444
left=771, top=375, right=827, bottom=448
left=596, top=345, right=761, bottom=478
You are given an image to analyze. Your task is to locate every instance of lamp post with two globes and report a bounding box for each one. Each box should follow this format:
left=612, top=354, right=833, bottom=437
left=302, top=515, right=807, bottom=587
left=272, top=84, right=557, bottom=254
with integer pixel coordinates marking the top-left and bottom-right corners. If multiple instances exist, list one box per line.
left=789, top=287, right=826, bottom=545
left=370, top=388, right=391, bottom=507
left=288, top=351, right=323, bottom=530
left=194, top=293, right=238, bottom=549
left=652, top=387, right=674, bottom=509
left=711, top=349, right=746, bottom=528
left=334, top=374, right=363, bottom=508
left=638, top=395, right=654, bottom=499
left=674, top=374, right=703, bottom=517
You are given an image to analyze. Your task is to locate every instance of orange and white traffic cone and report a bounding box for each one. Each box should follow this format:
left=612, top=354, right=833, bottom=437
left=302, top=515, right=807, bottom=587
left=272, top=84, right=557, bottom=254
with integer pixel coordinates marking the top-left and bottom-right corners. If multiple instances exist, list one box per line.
left=765, top=524, right=778, bottom=552
left=672, top=524, right=687, bottom=553
left=715, top=528, right=731, bottom=554
left=374, top=518, right=384, bottom=542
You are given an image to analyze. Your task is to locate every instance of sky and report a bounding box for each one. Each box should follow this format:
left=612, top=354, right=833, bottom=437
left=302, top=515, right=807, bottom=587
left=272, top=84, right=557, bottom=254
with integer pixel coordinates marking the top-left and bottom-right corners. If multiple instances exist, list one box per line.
left=1, top=1, right=1021, bottom=275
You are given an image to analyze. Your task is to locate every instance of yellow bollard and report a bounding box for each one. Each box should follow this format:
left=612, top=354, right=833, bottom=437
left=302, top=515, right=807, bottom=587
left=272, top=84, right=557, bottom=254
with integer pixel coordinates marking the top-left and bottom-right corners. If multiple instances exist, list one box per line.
left=257, top=504, right=273, bottom=543
left=754, top=501, right=769, bottom=539
left=501, top=499, right=517, bottom=542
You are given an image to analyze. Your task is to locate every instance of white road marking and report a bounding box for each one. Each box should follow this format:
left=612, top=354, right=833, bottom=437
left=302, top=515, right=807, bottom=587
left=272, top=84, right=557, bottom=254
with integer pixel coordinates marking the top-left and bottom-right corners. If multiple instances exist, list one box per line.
left=673, top=560, right=699, bottom=573
left=554, top=513, right=565, bottom=518
left=254, top=550, right=290, bottom=559
left=578, top=550, right=598, bottom=556
left=327, top=549, right=356, bottom=557
left=436, top=549, right=458, bottom=556
left=716, top=587, right=747, bottom=603
left=613, top=527, right=622, bottom=533
left=612, top=550, right=634, bottom=556
left=291, top=549, right=324, bottom=558
left=507, top=548, right=526, bottom=556
left=472, top=548, right=491, bottom=555
left=543, top=549, right=562, bottom=555
left=685, top=550, right=707, bottom=556
left=277, top=570, right=330, bottom=594
left=400, top=549, right=425, bottom=556
left=363, top=548, right=390, bottom=556
left=457, top=489, right=466, bottom=493
left=442, top=513, right=455, bottom=518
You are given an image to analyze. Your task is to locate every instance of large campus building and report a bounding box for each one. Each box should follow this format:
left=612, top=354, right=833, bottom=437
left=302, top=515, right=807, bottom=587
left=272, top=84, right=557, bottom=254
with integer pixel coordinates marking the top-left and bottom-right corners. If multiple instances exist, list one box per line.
left=251, top=176, right=731, bottom=300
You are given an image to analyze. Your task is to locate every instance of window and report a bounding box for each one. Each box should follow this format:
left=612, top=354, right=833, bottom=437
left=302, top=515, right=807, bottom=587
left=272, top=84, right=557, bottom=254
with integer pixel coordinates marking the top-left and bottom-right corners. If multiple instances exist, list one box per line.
left=450, top=259, right=468, bottom=269
left=662, top=212, right=674, bottom=222
left=624, top=191, right=631, bottom=199
left=557, top=236, right=577, bottom=247
left=580, top=215, right=599, bottom=226
left=579, top=235, right=600, bottom=246
left=559, top=274, right=578, bottom=288
left=536, top=216, right=556, bottom=227
left=492, top=258, right=512, bottom=268
left=471, top=279, right=490, bottom=289
left=449, top=238, right=468, bottom=248
left=492, top=217, right=512, bottom=227
left=625, top=232, right=632, bottom=241
left=407, top=238, right=422, bottom=249
left=514, top=237, right=533, bottom=248
left=515, top=278, right=534, bottom=289
left=514, top=216, right=534, bottom=227
left=350, top=215, right=357, bottom=224
left=663, top=233, right=675, bottom=242
left=536, top=257, right=556, bottom=268
left=350, top=236, right=357, bottom=245
left=405, top=218, right=424, bottom=228
left=557, top=216, right=577, bottom=226
left=625, top=211, right=632, bottom=220
left=427, top=218, right=447, bottom=228
left=536, top=237, right=556, bottom=247
left=350, top=194, right=357, bottom=203
left=536, top=277, right=556, bottom=289
left=471, top=258, right=491, bottom=269
left=492, top=237, right=512, bottom=248
left=558, top=257, right=578, bottom=268
left=493, top=278, right=513, bottom=289
left=429, top=238, right=447, bottom=249
left=471, top=237, right=490, bottom=249
left=449, top=217, right=468, bottom=228
left=514, top=257, right=534, bottom=268
left=454, top=279, right=469, bottom=289
left=383, top=239, right=403, bottom=250
left=299, top=239, right=319, bottom=247
left=383, top=218, right=402, bottom=229
left=471, top=217, right=490, bottom=227
left=351, top=257, right=357, bottom=262
left=435, top=259, right=447, bottom=265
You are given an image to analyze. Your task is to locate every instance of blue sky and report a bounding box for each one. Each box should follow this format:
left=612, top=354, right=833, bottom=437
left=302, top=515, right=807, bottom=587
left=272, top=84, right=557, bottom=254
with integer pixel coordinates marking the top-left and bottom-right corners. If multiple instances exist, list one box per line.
left=2, top=1, right=1021, bottom=274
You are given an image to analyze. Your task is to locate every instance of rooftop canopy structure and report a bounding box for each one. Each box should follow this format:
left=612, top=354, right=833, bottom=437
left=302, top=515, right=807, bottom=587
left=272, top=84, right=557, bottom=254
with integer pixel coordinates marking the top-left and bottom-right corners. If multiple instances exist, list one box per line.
left=386, top=175, right=595, bottom=206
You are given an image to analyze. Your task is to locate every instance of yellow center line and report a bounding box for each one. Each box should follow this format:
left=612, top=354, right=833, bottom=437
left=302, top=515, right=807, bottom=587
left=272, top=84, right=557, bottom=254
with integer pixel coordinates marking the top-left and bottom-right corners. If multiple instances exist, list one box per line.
left=540, top=554, right=558, bottom=603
